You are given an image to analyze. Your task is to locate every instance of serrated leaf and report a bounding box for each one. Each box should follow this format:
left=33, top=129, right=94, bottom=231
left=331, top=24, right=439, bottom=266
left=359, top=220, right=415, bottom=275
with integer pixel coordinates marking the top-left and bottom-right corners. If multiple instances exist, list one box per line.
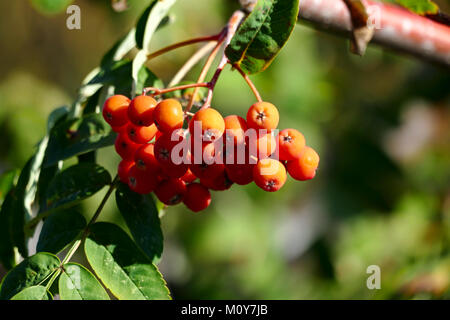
left=383, top=0, right=439, bottom=15
left=44, top=113, right=115, bottom=166
left=36, top=209, right=86, bottom=254
left=30, top=0, right=73, bottom=15
left=84, top=222, right=171, bottom=300
left=226, top=0, right=299, bottom=74
left=10, top=285, right=52, bottom=300
left=101, top=29, right=137, bottom=69
left=116, top=183, right=163, bottom=263
left=0, top=252, right=60, bottom=300
left=45, top=163, right=111, bottom=211
left=59, top=263, right=109, bottom=300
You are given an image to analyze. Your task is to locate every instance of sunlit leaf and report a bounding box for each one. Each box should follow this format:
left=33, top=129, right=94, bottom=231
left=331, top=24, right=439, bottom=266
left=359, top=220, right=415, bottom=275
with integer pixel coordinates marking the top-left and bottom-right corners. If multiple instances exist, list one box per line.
left=84, top=222, right=171, bottom=300
left=59, top=263, right=109, bottom=300
left=10, top=286, right=52, bottom=300
left=0, top=253, right=60, bottom=300
left=226, top=0, right=299, bottom=74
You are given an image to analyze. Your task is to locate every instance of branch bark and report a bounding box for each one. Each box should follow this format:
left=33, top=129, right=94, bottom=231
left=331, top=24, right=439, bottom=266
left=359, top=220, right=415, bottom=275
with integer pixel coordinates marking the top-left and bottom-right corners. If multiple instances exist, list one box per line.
left=298, top=0, right=450, bottom=67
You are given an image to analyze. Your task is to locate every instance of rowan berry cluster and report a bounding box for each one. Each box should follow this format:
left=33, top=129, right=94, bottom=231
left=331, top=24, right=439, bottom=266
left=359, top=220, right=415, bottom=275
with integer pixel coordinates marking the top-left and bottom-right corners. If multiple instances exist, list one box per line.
left=103, top=94, right=319, bottom=212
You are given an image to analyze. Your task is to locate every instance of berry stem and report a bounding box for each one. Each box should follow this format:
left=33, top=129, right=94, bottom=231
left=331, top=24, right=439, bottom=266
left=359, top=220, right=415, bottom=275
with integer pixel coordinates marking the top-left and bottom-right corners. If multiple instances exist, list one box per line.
left=168, top=41, right=218, bottom=87
left=185, top=30, right=228, bottom=113
left=143, top=82, right=210, bottom=96
left=201, top=10, right=246, bottom=109
left=43, top=175, right=119, bottom=289
left=234, top=64, right=263, bottom=102
left=146, top=34, right=221, bottom=60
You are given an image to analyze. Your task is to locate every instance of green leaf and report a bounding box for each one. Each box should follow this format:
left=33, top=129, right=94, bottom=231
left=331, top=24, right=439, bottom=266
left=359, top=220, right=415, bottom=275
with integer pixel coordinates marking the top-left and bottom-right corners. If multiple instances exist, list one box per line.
left=116, top=183, right=163, bottom=263
left=135, top=0, right=177, bottom=51
left=59, top=263, right=110, bottom=300
left=0, top=190, right=17, bottom=270
left=0, top=252, right=60, bottom=300
left=133, top=0, right=176, bottom=93
left=44, top=113, right=115, bottom=166
left=36, top=209, right=86, bottom=254
left=30, top=0, right=73, bottom=15
left=226, top=0, right=299, bottom=74
left=84, top=222, right=171, bottom=300
left=101, top=29, right=137, bottom=69
left=1, top=141, right=49, bottom=261
left=45, top=163, right=111, bottom=211
left=10, top=286, right=52, bottom=300
left=383, top=0, right=439, bottom=15
left=0, top=170, right=18, bottom=205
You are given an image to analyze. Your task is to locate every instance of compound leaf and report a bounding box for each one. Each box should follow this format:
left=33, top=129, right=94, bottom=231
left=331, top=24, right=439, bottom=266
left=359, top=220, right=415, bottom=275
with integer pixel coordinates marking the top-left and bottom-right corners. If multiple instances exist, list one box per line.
left=84, top=222, right=170, bottom=300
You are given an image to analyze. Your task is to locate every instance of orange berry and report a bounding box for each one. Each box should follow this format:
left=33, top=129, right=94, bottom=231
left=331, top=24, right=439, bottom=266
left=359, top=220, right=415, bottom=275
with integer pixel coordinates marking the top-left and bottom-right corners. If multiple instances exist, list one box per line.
left=253, top=158, right=287, bottom=192
left=183, top=183, right=211, bottom=212
left=134, top=143, right=160, bottom=174
left=115, top=133, right=140, bottom=160
left=224, top=115, right=248, bottom=146
left=126, top=123, right=158, bottom=144
left=153, top=99, right=184, bottom=133
left=128, top=95, right=157, bottom=126
left=287, top=146, right=319, bottom=181
left=246, top=102, right=279, bottom=131
left=277, top=129, right=306, bottom=160
left=127, top=165, right=158, bottom=194
left=118, top=160, right=135, bottom=184
left=103, top=95, right=130, bottom=127
left=155, top=178, right=187, bottom=205
left=249, top=132, right=276, bottom=160
left=189, top=108, right=225, bottom=143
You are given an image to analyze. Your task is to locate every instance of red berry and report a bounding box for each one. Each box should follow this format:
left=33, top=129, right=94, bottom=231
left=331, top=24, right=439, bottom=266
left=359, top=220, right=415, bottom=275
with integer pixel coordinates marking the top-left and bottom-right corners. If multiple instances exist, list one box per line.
left=253, top=158, right=287, bottom=192
left=225, top=163, right=254, bottom=185
left=200, top=172, right=233, bottom=191
left=115, top=133, right=140, bottom=160
left=183, top=183, right=211, bottom=212
left=134, top=143, right=160, bottom=174
left=128, top=95, right=157, bottom=126
left=118, top=160, right=135, bottom=184
left=127, top=165, right=158, bottom=194
left=181, top=168, right=197, bottom=183
left=286, top=146, right=319, bottom=181
left=155, top=178, right=187, bottom=205
left=103, top=95, right=130, bottom=127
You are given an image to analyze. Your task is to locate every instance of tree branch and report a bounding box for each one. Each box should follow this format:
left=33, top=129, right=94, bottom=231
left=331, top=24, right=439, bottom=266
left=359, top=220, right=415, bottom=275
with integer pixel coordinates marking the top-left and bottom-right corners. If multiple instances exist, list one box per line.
left=298, top=0, right=450, bottom=67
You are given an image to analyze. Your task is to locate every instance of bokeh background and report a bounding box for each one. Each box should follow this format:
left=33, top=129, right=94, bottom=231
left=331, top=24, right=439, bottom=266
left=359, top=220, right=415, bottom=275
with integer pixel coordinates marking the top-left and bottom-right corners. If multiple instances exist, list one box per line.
left=0, top=0, right=449, bottom=299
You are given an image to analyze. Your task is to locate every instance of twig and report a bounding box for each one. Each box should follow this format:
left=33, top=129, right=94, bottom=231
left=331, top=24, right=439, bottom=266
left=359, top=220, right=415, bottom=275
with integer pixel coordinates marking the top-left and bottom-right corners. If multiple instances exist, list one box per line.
left=168, top=41, right=218, bottom=87
left=233, top=64, right=263, bottom=102
left=298, top=0, right=450, bottom=67
left=143, top=82, right=210, bottom=96
left=146, top=34, right=220, bottom=60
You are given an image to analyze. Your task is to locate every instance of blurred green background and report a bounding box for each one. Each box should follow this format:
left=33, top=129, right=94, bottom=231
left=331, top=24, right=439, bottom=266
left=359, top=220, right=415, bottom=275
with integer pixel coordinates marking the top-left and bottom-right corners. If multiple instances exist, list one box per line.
left=0, top=0, right=449, bottom=299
